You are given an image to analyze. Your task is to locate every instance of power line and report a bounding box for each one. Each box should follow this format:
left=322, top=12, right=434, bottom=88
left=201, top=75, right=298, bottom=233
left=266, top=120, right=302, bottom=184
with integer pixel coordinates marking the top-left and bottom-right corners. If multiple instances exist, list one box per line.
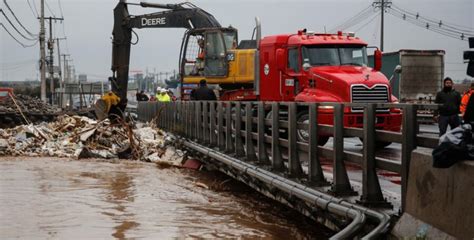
left=26, top=0, right=38, bottom=18
left=45, top=0, right=56, bottom=18
left=3, top=0, right=37, bottom=36
left=57, top=0, right=64, bottom=18
left=387, top=7, right=472, bottom=41
left=0, top=9, right=36, bottom=41
left=391, top=3, right=474, bottom=33
left=328, top=6, right=374, bottom=32
left=353, top=12, right=380, bottom=33
left=0, top=23, right=37, bottom=47
left=390, top=6, right=473, bottom=36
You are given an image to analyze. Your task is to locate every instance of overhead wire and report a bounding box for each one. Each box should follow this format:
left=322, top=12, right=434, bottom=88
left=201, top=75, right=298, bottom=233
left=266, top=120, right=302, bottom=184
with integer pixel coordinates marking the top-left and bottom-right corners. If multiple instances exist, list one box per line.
left=390, top=6, right=472, bottom=36
left=328, top=5, right=374, bottom=32
left=353, top=11, right=380, bottom=33
left=0, top=23, right=37, bottom=47
left=331, top=10, right=375, bottom=32
left=0, top=9, right=36, bottom=41
left=387, top=7, right=471, bottom=41
left=3, top=0, right=37, bottom=36
left=26, top=0, right=39, bottom=18
left=57, top=0, right=64, bottom=18
left=45, top=0, right=56, bottom=18
left=391, top=3, right=474, bottom=33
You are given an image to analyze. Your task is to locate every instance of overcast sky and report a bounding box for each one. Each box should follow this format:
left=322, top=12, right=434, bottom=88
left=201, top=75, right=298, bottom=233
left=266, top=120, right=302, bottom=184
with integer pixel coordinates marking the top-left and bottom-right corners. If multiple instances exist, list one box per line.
left=1, top=0, right=473, bottom=82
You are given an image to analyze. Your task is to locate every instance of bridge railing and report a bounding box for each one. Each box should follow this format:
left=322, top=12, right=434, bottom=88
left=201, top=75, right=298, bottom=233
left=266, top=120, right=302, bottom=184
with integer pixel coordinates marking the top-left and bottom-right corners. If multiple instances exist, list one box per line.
left=137, top=101, right=439, bottom=212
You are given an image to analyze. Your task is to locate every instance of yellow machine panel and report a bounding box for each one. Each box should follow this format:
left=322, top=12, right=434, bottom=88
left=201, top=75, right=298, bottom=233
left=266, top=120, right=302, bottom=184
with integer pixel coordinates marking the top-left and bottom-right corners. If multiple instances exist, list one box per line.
left=183, top=49, right=256, bottom=85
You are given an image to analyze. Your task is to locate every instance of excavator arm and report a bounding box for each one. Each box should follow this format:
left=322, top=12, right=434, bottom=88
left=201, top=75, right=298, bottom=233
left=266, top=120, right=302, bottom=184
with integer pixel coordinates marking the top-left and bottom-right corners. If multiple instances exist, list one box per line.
left=106, top=0, right=222, bottom=117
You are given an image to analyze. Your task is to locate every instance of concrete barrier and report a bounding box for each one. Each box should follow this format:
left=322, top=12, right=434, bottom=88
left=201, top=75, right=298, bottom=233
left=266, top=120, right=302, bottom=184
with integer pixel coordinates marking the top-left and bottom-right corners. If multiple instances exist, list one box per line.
left=395, top=148, right=474, bottom=239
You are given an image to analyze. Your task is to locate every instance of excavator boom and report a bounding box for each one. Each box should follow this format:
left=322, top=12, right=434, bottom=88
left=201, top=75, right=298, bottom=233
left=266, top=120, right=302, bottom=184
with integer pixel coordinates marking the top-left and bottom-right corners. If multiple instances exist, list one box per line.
left=109, top=0, right=222, bottom=113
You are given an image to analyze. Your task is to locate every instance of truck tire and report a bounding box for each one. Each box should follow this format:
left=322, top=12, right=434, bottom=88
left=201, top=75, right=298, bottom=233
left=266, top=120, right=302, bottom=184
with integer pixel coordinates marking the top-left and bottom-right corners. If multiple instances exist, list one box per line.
left=265, top=110, right=288, bottom=138
left=296, top=111, right=329, bottom=146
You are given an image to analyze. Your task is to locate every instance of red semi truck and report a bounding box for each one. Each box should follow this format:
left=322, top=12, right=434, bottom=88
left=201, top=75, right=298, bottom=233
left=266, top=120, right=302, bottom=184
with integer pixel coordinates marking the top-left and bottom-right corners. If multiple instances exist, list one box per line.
left=219, top=30, right=402, bottom=146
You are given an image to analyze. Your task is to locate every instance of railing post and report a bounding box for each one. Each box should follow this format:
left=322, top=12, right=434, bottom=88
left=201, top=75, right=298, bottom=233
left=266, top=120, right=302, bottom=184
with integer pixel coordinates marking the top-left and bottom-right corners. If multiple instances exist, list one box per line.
left=235, top=102, right=245, bottom=158
left=187, top=102, right=191, bottom=138
left=203, top=101, right=209, bottom=145
left=164, top=102, right=168, bottom=130
left=168, top=102, right=172, bottom=131
left=178, top=102, right=183, bottom=136
left=271, top=102, right=284, bottom=171
left=401, top=104, right=417, bottom=212
left=154, top=103, right=162, bottom=128
left=191, top=101, right=199, bottom=141
left=196, top=101, right=202, bottom=141
left=209, top=101, right=216, bottom=147
left=225, top=102, right=235, bottom=153
left=245, top=102, right=257, bottom=162
left=288, top=103, right=303, bottom=177
left=257, top=102, right=270, bottom=165
left=172, top=102, right=176, bottom=133
left=359, top=104, right=391, bottom=208
left=183, top=102, right=186, bottom=137
left=330, top=103, right=357, bottom=196
left=155, top=102, right=161, bottom=128
left=308, top=103, right=328, bottom=185
left=217, top=102, right=225, bottom=151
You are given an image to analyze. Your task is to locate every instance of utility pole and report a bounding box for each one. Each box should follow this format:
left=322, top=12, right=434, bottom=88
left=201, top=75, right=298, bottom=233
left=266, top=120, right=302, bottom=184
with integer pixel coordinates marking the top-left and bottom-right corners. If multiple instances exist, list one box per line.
left=56, top=38, right=66, bottom=106
left=373, top=0, right=392, bottom=52
left=380, top=0, right=384, bottom=52
left=39, top=0, right=46, bottom=102
left=62, top=54, right=70, bottom=84
left=56, top=38, right=66, bottom=91
left=44, top=17, right=64, bottom=104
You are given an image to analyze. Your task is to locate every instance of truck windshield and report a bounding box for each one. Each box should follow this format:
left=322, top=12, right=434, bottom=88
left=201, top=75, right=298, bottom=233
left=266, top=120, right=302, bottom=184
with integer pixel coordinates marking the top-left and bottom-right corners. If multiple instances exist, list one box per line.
left=302, top=45, right=368, bottom=67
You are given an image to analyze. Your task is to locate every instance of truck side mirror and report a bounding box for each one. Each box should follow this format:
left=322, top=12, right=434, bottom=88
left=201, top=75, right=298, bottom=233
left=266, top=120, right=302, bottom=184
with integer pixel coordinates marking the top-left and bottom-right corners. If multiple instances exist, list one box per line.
left=276, top=48, right=285, bottom=71
left=394, top=65, right=402, bottom=74
left=374, top=49, right=382, bottom=71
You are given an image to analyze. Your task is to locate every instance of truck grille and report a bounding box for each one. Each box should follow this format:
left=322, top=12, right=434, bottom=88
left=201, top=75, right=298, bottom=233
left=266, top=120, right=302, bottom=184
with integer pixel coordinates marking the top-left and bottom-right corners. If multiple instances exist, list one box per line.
left=351, top=84, right=389, bottom=112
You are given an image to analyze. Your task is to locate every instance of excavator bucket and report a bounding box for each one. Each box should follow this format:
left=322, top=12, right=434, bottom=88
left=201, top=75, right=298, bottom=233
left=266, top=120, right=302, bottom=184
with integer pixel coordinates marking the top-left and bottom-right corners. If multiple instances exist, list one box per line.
left=94, top=99, right=108, bottom=121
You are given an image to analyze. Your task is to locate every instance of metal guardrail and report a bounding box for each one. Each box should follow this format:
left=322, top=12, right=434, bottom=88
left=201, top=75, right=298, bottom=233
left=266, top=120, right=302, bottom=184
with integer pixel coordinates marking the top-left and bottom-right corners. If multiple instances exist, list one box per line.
left=138, top=101, right=439, bottom=212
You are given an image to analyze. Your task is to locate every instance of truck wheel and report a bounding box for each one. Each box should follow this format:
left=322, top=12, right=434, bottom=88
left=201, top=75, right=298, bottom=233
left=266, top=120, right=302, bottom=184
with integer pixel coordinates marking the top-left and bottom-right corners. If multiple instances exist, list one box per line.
left=358, top=137, right=392, bottom=149
left=296, top=111, right=329, bottom=146
left=265, top=110, right=290, bottom=138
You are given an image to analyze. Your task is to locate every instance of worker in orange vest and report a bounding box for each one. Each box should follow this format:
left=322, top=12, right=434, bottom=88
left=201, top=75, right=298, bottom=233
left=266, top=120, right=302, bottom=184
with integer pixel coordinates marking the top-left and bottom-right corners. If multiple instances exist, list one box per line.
left=460, top=82, right=474, bottom=117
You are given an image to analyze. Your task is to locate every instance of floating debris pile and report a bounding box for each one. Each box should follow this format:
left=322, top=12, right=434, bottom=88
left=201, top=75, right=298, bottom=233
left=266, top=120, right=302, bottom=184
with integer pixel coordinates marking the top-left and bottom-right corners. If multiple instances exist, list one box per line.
left=0, top=94, right=60, bottom=128
left=0, top=115, right=184, bottom=163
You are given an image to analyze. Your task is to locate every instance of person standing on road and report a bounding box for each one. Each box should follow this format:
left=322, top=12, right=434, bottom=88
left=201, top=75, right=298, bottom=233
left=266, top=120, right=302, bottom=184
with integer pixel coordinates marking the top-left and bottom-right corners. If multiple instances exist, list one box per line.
left=434, top=77, right=462, bottom=136
left=190, top=79, right=217, bottom=100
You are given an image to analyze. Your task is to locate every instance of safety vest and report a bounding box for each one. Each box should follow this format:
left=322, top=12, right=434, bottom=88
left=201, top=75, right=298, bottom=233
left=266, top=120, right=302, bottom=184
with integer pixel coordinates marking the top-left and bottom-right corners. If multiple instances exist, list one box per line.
left=157, top=93, right=171, bottom=102
left=460, top=90, right=473, bottom=116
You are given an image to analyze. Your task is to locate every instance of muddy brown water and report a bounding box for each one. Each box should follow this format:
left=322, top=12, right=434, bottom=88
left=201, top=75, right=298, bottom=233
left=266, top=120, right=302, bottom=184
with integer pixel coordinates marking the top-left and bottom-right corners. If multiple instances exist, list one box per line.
left=0, top=157, right=333, bottom=239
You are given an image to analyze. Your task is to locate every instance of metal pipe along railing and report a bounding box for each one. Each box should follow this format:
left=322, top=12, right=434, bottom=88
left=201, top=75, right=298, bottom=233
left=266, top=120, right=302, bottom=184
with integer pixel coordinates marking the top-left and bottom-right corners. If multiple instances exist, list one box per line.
left=182, top=140, right=370, bottom=239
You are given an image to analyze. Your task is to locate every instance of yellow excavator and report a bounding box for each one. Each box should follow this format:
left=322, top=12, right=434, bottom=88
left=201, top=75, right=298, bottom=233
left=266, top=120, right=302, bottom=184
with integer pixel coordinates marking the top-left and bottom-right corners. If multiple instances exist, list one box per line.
left=95, top=0, right=259, bottom=119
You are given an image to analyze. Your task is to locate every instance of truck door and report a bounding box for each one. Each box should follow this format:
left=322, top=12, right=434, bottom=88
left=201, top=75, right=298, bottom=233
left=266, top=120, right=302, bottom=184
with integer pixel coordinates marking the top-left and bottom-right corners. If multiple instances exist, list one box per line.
left=281, top=47, right=302, bottom=100
left=204, top=31, right=228, bottom=77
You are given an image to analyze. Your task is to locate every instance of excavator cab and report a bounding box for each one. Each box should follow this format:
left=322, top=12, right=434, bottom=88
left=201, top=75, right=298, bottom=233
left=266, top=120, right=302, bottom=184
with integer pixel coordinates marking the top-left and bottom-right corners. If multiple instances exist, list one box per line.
left=180, top=28, right=237, bottom=78
left=180, top=27, right=257, bottom=99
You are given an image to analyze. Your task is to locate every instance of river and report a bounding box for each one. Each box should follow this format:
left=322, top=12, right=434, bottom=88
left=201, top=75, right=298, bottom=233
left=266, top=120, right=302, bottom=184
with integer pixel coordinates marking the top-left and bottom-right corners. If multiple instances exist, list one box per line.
left=0, top=157, right=333, bottom=239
